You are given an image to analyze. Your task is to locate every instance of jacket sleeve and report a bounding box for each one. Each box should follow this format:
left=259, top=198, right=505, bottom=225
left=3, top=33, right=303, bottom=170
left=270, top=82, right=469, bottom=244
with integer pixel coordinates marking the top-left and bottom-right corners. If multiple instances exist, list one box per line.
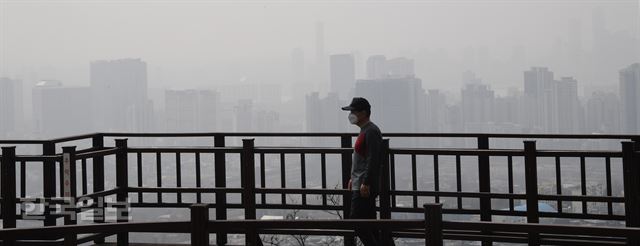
left=361, top=128, right=382, bottom=186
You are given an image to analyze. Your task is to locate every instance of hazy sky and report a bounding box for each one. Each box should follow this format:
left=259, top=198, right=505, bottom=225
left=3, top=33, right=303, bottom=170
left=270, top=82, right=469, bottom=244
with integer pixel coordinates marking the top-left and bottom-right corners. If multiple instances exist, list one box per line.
left=1, top=0, right=639, bottom=92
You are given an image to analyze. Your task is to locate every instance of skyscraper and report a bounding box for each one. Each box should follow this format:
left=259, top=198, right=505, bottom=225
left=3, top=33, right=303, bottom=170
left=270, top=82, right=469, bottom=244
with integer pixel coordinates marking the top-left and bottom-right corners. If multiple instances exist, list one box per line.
left=461, top=83, right=495, bottom=132
left=354, top=77, right=425, bottom=134
left=365, top=55, right=414, bottom=79
left=0, top=77, right=20, bottom=137
left=32, top=80, right=91, bottom=137
left=90, top=58, right=151, bottom=132
left=235, top=99, right=253, bottom=132
left=425, top=89, right=448, bottom=133
left=255, top=109, right=280, bottom=132
left=305, top=92, right=346, bottom=133
left=329, top=54, right=355, bottom=100
left=556, top=77, right=581, bottom=133
left=366, top=55, right=387, bottom=79
left=460, top=72, right=498, bottom=132
left=523, top=67, right=557, bottom=132
left=620, top=63, right=640, bottom=133
left=289, top=48, right=311, bottom=114
left=585, top=91, right=620, bottom=134
left=164, top=89, right=220, bottom=132
left=385, top=57, right=415, bottom=78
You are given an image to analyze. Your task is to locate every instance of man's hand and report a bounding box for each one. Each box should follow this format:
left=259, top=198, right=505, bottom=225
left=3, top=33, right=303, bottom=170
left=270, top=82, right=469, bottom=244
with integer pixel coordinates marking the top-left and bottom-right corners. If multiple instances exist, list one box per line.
left=360, top=184, right=370, bottom=198
left=348, top=179, right=352, bottom=190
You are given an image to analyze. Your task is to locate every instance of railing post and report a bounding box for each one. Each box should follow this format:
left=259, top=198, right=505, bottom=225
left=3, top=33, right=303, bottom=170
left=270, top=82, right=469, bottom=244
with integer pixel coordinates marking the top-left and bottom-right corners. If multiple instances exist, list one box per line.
left=62, top=146, right=78, bottom=245
left=424, top=203, right=443, bottom=246
left=91, top=134, right=106, bottom=243
left=191, top=204, right=209, bottom=246
left=380, top=139, right=393, bottom=245
left=241, top=138, right=259, bottom=246
left=622, top=141, right=640, bottom=246
left=340, top=134, right=355, bottom=246
left=42, top=141, right=56, bottom=227
left=247, top=224, right=259, bottom=246
left=477, top=136, right=492, bottom=246
left=115, top=138, right=129, bottom=246
left=214, top=134, right=228, bottom=246
left=523, top=141, right=540, bottom=246
left=1, top=146, right=17, bottom=245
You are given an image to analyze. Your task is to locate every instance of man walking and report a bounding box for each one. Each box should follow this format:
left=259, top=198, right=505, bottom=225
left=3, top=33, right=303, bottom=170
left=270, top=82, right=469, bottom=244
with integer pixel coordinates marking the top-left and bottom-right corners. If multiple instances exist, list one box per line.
left=342, top=97, right=383, bottom=246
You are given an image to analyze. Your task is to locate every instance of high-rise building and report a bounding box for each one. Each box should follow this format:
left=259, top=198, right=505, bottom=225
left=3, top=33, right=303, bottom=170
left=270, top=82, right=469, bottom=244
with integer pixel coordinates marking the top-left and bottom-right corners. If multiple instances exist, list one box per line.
left=164, top=89, right=220, bottom=132
left=493, top=89, right=523, bottom=130
left=305, top=92, right=348, bottom=146
left=165, top=89, right=198, bottom=132
left=32, top=80, right=91, bottom=137
left=366, top=55, right=387, bottom=79
left=329, top=54, right=355, bottom=100
left=354, top=77, right=425, bottom=134
left=255, top=110, right=280, bottom=132
left=198, top=90, right=219, bottom=132
left=0, top=79, right=15, bottom=136
left=366, top=55, right=415, bottom=79
left=425, top=89, right=447, bottom=133
left=218, top=82, right=282, bottom=108
left=235, top=99, right=253, bottom=132
left=0, top=77, right=21, bottom=137
left=461, top=83, right=495, bottom=131
left=305, top=92, right=346, bottom=133
left=619, top=63, right=640, bottom=133
left=385, top=57, right=414, bottom=78
left=556, top=77, right=581, bottom=133
left=523, top=67, right=557, bottom=132
left=585, top=91, right=620, bottom=134
left=90, top=58, right=151, bottom=132
left=524, top=67, right=555, bottom=98
left=290, top=48, right=311, bottom=114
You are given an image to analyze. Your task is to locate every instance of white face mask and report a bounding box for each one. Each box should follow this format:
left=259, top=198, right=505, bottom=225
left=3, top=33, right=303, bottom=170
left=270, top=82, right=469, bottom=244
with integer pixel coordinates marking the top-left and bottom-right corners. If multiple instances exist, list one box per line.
left=348, top=113, right=359, bottom=124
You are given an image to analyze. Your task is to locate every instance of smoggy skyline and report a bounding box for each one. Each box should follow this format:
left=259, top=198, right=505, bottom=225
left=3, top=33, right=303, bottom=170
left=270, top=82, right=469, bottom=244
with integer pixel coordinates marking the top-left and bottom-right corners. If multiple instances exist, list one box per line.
left=1, top=0, right=639, bottom=95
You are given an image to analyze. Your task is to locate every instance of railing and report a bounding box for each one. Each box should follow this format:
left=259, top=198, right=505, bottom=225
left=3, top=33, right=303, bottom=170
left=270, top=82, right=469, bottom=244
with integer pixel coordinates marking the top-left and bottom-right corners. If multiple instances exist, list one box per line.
left=0, top=203, right=639, bottom=246
left=1, top=132, right=640, bottom=245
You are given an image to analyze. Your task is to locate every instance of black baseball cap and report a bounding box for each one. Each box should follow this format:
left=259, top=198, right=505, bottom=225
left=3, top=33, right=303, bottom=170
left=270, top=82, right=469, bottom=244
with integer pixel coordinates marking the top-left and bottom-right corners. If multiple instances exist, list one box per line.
left=341, top=97, right=371, bottom=111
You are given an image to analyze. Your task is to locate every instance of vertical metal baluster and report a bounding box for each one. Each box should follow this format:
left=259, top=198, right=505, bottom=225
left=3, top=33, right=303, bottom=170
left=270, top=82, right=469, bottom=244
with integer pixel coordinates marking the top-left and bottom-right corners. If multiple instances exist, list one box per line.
left=434, top=155, right=440, bottom=204
left=176, top=152, right=182, bottom=204
left=20, top=160, right=26, bottom=198
left=260, top=153, right=266, bottom=205
left=281, top=153, right=286, bottom=205
left=456, top=155, right=462, bottom=210
left=195, top=152, right=201, bottom=203
left=300, top=153, right=306, bottom=205
left=580, top=156, right=587, bottom=214
left=81, top=158, right=88, bottom=196
left=555, top=156, right=562, bottom=213
left=508, top=155, right=514, bottom=211
left=137, top=152, right=143, bottom=203
left=605, top=157, right=613, bottom=216
left=411, top=154, right=418, bottom=209
left=390, top=153, right=396, bottom=207
left=156, top=152, right=162, bottom=203
left=321, top=153, right=327, bottom=206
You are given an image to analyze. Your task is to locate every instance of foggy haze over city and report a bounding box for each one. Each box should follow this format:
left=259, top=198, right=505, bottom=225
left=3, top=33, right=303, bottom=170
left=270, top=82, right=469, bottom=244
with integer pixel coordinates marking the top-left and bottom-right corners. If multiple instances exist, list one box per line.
left=1, top=0, right=640, bottom=139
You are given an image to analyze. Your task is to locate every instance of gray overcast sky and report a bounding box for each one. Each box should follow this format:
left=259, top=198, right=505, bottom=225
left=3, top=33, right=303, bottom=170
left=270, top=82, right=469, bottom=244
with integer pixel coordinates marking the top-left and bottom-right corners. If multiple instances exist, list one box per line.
left=1, top=0, right=638, bottom=92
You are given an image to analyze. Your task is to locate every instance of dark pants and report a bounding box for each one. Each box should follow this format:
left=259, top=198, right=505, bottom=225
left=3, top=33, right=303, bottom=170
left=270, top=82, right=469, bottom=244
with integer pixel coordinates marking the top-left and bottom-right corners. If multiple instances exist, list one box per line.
left=350, top=191, right=380, bottom=246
